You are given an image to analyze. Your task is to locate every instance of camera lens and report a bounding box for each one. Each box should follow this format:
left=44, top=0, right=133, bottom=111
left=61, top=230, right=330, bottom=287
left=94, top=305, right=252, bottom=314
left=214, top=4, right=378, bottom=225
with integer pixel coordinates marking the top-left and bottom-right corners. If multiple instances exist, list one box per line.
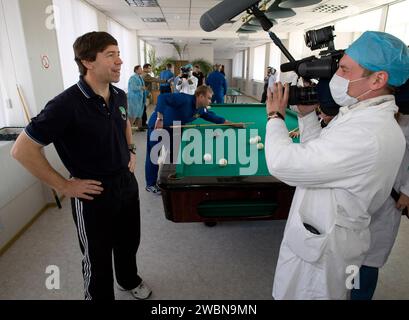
left=304, top=26, right=335, bottom=51
left=288, top=86, right=319, bottom=105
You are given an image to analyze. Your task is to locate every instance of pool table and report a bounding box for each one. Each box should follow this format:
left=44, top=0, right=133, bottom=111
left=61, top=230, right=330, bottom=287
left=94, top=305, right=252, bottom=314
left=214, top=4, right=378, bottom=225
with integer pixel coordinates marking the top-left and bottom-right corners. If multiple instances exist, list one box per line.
left=158, top=104, right=298, bottom=223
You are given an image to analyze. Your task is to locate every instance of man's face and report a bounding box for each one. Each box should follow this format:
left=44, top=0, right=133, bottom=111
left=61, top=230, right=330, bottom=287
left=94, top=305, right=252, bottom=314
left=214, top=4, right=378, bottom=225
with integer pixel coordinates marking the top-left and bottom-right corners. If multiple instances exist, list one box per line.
left=144, top=66, right=152, bottom=73
left=85, top=45, right=122, bottom=83
left=336, top=54, right=370, bottom=98
left=196, top=92, right=212, bottom=108
left=136, top=67, right=143, bottom=75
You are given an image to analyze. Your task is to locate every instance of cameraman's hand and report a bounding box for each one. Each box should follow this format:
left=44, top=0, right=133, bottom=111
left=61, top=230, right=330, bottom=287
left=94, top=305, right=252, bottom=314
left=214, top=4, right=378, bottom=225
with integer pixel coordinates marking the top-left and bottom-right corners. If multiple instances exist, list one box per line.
left=267, top=82, right=289, bottom=116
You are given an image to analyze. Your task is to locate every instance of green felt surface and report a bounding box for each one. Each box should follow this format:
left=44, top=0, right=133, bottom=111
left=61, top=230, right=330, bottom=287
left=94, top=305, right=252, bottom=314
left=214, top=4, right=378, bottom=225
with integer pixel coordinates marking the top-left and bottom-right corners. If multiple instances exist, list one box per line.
left=175, top=104, right=299, bottom=178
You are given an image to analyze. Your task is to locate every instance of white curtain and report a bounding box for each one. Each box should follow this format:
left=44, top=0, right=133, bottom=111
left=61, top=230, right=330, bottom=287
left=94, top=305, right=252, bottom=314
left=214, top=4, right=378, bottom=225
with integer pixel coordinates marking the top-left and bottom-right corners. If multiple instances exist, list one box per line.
left=253, top=45, right=266, bottom=81
left=139, top=40, right=146, bottom=66
left=107, top=19, right=138, bottom=92
left=233, top=51, right=243, bottom=78
left=53, top=0, right=98, bottom=89
left=269, top=43, right=281, bottom=80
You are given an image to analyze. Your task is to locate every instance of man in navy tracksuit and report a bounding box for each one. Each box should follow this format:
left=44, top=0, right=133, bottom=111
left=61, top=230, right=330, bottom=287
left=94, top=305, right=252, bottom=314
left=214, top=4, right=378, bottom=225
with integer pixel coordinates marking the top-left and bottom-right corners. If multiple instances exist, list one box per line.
left=11, top=32, right=151, bottom=300
left=145, top=85, right=240, bottom=193
left=206, top=64, right=227, bottom=104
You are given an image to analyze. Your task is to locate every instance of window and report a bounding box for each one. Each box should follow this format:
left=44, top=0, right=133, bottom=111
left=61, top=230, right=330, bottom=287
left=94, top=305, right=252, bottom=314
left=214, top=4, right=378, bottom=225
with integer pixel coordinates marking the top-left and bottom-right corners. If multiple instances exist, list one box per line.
left=233, top=51, right=243, bottom=78
left=243, top=49, right=248, bottom=79
left=139, top=40, right=146, bottom=66
left=269, top=43, right=281, bottom=80
left=385, top=0, right=409, bottom=44
left=53, top=0, right=98, bottom=89
left=253, top=45, right=266, bottom=81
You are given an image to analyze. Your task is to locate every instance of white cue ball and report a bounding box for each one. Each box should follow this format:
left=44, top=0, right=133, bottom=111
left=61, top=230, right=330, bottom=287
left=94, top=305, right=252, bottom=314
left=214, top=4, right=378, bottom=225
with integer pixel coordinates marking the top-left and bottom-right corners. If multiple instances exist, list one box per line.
left=257, top=143, right=264, bottom=150
left=249, top=137, right=257, bottom=144
left=203, top=153, right=212, bottom=162
left=218, top=158, right=228, bottom=166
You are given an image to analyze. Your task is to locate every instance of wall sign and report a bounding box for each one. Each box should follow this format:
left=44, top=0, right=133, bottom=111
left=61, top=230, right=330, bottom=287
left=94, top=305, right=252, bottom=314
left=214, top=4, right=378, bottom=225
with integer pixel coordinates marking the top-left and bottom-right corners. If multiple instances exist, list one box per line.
left=41, top=54, right=50, bottom=69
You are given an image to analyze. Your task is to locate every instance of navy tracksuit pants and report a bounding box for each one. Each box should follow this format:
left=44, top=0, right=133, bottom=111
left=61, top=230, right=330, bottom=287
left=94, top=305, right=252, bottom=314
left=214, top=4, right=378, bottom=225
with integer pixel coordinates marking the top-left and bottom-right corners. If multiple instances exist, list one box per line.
left=71, top=170, right=142, bottom=300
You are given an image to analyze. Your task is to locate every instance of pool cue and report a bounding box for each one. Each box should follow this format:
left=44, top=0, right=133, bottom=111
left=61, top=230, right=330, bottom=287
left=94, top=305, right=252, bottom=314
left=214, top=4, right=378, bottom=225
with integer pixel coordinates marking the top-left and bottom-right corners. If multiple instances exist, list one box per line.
left=288, top=127, right=299, bottom=134
left=169, top=122, right=254, bottom=129
left=16, top=84, right=62, bottom=209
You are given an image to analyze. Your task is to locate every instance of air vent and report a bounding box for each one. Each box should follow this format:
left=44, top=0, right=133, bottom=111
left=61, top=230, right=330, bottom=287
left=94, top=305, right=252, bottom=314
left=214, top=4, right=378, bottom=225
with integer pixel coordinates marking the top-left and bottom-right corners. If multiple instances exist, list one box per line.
left=200, top=42, right=213, bottom=45
left=125, top=0, right=159, bottom=7
left=160, top=37, right=174, bottom=41
left=202, top=38, right=217, bottom=41
left=313, top=4, right=347, bottom=13
left=142, top=17, right=166, bottom=23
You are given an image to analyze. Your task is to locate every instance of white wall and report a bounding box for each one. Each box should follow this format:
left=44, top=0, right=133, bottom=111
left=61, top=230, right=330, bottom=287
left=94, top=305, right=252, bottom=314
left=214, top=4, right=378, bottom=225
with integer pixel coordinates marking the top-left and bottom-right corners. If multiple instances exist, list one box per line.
left=0, top=0, right=67, bottom=251
left=20, top=0, right=64, bottom=116
left=0, top=0, right=36, bottom=126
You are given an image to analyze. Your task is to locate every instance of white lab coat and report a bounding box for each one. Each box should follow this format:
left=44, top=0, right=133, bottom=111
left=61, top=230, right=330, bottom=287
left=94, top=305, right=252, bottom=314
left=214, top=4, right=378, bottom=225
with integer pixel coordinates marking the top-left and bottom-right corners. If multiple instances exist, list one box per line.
left=363, top=114, right=409, bottom=267
left=176, top=76, right=198, bottom=95
left=265, top=95, right=405, bottom=300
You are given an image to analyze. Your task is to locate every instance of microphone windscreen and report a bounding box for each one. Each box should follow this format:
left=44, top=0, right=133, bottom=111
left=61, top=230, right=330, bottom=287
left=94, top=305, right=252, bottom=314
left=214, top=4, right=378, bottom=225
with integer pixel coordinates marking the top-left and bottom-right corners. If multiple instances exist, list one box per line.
left=200, top=0, right=261, bottom=32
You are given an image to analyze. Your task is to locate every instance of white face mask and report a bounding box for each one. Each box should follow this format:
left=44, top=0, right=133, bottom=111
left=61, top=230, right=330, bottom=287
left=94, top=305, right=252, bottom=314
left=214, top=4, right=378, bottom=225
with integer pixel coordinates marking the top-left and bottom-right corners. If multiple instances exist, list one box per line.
left=329, top=74, right=371, bottom=107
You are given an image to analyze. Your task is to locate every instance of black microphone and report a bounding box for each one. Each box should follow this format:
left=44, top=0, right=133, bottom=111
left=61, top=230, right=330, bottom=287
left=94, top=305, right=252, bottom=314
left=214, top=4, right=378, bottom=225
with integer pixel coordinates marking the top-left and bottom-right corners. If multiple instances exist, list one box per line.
left=200, top=0, right=261, bottom=32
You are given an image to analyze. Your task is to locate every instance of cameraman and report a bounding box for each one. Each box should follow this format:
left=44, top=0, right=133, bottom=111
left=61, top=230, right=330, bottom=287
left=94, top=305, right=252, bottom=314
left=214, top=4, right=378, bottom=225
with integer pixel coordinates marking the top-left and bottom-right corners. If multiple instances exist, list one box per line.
left=176, top=64, right=198, bottom=95
left=265, top=31, right=409, bottom=300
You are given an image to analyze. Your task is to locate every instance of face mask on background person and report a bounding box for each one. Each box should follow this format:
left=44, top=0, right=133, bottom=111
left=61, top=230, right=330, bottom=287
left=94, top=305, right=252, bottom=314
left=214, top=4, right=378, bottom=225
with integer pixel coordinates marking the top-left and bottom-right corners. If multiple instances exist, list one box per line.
left=329, top=74, right=372, bottom=107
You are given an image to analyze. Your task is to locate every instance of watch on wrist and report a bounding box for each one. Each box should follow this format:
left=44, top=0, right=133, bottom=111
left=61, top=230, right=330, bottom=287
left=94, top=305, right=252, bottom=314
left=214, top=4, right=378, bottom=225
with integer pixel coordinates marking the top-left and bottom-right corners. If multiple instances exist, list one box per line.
left=267, top=111, right=285, bottom=121
left=128, top=143, right=136, bottom=154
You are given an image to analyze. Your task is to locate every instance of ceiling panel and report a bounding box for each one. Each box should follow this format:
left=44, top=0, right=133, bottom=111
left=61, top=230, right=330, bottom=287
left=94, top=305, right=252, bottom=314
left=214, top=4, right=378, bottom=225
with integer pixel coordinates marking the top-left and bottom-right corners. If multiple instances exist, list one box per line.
left=85, top=0, right=399, bottom=51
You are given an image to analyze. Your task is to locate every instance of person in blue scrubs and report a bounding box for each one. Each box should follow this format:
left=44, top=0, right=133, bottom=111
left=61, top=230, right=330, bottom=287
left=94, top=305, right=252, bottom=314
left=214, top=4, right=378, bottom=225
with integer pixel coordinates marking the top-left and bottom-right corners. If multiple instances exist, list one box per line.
left=159, top=63, right=174, bottom=94
left=144, top=85, right=242, bottom=193
left=206, top=64, right=227, bottom=104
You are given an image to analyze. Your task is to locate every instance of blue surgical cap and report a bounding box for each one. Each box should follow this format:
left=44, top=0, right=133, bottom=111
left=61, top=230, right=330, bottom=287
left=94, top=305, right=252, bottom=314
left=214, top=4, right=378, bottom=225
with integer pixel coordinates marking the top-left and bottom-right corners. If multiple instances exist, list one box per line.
left=345, top=31, right=409, bottom=86
left=184, top=64, right=193, bottom=70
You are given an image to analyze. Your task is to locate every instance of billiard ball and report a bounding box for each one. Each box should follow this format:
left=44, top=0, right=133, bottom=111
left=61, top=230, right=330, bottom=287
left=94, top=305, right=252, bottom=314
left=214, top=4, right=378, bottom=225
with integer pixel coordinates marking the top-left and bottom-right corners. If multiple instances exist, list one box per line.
left=203, top=153, right=212, bottom=162
left=218, top=158, right=228, bottom=166
left=249, top=137, right=257, bottom=144
left=257, top=143, right=264, bottom=150
left=255, top=135, right=262, bottom=142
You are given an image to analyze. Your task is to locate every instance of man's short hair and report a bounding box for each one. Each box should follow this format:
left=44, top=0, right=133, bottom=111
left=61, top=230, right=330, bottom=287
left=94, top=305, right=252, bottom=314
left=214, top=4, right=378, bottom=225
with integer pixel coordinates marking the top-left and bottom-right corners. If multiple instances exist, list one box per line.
left=166, top=63, right=172, bottom=69
left=143, top=63, right=152, bottom=69
left=73, top=31, right=118, bottom=76
left=134, top=65, right=141, bottom=73
left=195, top=85, right=213, bottom=97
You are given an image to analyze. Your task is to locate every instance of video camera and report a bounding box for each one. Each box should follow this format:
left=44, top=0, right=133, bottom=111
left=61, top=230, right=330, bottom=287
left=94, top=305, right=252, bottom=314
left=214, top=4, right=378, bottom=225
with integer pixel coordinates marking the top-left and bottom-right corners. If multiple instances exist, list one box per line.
left=278, top=26, right=344, bottom=105
left=180, top=67, right=190, bottom=79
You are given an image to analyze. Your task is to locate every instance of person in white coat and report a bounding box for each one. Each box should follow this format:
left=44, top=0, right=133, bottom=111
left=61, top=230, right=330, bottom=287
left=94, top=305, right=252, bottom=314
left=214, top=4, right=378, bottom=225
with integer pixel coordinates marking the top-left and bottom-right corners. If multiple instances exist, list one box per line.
left=265, top=31, right=409, bottom=300
left=176, top=64, right=198, bottom=95
left=351, top=88, right=409, bottom=299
